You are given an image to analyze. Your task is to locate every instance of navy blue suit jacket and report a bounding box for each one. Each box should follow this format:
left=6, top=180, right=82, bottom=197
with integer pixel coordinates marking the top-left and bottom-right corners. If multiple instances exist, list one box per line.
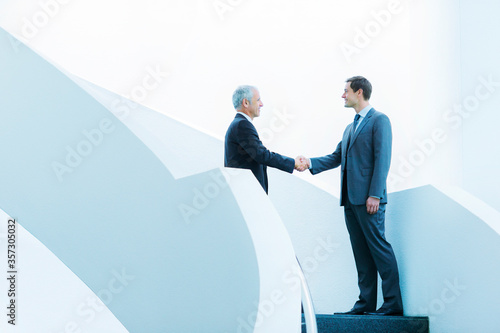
left=224, top=113, right=295, bottom=193
left=310, top=108, right=392, bottom=205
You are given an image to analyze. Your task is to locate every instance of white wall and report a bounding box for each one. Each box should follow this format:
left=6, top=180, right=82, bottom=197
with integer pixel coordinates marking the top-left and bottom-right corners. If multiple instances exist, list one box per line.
left=459, top=0, right=500, bottom=212
left=0, top=0, right=474, bottom=193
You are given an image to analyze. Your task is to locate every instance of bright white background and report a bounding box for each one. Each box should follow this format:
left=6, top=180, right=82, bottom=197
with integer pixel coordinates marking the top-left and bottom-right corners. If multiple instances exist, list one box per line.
left=1, top=0, right=487, bottom=199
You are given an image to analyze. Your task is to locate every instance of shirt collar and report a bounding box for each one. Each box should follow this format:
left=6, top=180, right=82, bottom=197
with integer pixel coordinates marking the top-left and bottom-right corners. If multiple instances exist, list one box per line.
left=357, top=105, right=372, bottom=118
left=237, top=111, right=253, bottom=122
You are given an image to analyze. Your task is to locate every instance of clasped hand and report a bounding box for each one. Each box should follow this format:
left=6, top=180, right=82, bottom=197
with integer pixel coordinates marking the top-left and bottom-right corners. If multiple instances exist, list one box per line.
left=294, top=155, right=310, bottom=172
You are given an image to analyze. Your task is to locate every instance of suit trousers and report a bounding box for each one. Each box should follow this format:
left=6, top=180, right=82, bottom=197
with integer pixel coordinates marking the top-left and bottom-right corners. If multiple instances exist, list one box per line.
left=343, top=198, right=403, bottom=311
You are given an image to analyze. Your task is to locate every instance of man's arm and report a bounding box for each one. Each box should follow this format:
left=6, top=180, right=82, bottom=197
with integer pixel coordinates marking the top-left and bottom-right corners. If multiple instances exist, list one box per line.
left=236, top=120, right=295, bottom=173
left=307, top=141, right=343, bottom=175
left=368, top=114, right=392, bottom=199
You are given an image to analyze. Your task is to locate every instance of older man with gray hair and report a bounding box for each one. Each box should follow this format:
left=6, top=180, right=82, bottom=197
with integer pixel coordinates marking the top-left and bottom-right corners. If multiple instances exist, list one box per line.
left=224, top=85, right=303, bottom=194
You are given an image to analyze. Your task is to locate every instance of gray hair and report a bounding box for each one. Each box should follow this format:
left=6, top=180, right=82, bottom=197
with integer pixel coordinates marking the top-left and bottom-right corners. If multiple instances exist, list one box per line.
left=232, top=85, right=257, bottom=110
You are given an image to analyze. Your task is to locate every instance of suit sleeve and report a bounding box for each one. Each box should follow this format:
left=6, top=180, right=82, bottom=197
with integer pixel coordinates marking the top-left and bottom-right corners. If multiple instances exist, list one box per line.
left=236, top=120, right=295, bottom=173
left=369, top=114, right=392, bottom=198
left=309, top=141, right=342, bottom=175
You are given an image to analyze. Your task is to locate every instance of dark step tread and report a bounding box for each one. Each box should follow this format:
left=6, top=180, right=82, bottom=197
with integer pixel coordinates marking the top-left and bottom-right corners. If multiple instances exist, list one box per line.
left=302, top=314, right=429, bottom=333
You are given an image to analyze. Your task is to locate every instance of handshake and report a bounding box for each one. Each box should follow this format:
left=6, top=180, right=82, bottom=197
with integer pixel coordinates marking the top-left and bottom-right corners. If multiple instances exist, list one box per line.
left=294, top=155, right=310, bottom=172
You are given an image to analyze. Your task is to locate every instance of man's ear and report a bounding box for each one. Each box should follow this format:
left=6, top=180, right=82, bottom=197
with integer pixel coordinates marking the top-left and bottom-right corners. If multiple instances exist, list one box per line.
left=242, top=98, right=250, bottom=108
left=356, top=88, right=363, bottom=98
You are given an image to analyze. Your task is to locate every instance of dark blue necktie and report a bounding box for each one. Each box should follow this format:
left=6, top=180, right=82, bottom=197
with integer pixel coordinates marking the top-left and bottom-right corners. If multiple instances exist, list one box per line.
left=347, top=114, right=361, bottom=149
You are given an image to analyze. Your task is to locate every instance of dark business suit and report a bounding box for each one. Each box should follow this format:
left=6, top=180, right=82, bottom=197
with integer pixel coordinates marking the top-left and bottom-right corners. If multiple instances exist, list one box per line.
left=224, top=113, right=295, bottom=194
left=310, top=108, right=402, bottom=312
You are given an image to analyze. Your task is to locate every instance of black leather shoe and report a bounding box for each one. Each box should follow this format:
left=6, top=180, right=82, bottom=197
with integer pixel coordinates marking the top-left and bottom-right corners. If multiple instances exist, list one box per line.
left=365, top=308, right=403, bottom=316
left=334, top=308, right=366, bottom=315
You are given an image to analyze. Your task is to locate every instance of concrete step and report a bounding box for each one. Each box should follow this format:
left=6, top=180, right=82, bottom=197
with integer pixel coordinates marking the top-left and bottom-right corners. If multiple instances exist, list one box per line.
left=302, top=314, right=429, bottom=333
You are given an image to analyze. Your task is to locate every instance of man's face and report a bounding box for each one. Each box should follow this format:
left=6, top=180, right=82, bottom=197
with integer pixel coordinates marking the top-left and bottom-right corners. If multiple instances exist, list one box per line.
left=247, top=89, right=263, bottom=119
left=342, top=82, right=360, bottom=109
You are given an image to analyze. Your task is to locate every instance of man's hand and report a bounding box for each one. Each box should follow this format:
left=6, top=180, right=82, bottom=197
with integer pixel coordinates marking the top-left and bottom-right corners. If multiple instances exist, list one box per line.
left=295, top=155, right=310, bottom=172
left=366, top=197, right=380, bottom=215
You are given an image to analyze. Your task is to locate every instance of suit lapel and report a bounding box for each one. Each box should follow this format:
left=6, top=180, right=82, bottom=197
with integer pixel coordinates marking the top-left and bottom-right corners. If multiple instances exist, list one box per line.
left=343, top=123, right=354, bottom=153
left=348, top=108, right=374, bottom=151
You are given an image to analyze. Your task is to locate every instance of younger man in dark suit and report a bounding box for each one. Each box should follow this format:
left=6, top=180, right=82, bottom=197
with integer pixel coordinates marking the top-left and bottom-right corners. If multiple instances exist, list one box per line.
left=300, top=76, right=403, bottom=316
